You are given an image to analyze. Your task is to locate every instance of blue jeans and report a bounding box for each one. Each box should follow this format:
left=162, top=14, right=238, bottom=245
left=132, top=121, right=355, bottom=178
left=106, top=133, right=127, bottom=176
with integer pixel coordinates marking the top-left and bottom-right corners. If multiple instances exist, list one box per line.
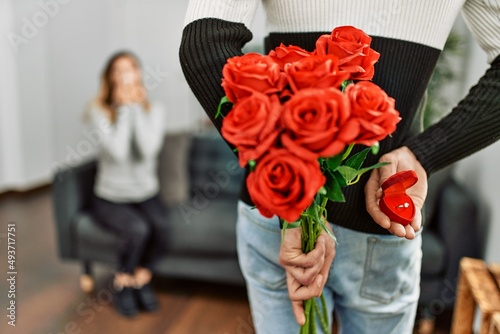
left=236, top=201, right=422, bottom=334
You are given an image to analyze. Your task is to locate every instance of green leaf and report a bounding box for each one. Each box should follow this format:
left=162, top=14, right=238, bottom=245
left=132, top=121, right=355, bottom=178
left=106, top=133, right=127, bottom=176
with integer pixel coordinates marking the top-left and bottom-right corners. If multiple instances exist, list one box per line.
left=341, top=143, right=355, bottom=161
left=324, top=173, right=346, bottom=202
left=356, top=162, right=391, bottom=175
left=216, top=96, right=231, bottom=119
left=336, top=166, right=359, bottom=184
left=326, top=154, right=343, bottom=171
left=340, top=80, right=354, bottom=92
left=345, top=147, right=371, bottom=170
left=320, top=223, right=338, bottom=244
left=347, top=162, right=392, bottom=185
left=332, top=170, right=347, bottom=187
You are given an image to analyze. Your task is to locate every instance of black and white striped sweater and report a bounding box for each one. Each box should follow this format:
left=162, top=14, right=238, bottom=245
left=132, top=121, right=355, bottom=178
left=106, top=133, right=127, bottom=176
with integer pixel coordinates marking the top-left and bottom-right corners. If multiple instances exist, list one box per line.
left=179, top=0, right=500, bottom=234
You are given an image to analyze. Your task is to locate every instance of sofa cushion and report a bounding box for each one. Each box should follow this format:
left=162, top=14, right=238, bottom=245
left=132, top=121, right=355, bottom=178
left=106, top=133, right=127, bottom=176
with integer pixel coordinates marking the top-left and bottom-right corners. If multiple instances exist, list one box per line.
left=155, top=256, right=244, bottom=285
left=158, top=132, right=192, bottom=206
left=188, top=134, right=245, bottom=198
left=165, top=197, right=239, bottom=257
left=421, top=231, right=446, bottom=276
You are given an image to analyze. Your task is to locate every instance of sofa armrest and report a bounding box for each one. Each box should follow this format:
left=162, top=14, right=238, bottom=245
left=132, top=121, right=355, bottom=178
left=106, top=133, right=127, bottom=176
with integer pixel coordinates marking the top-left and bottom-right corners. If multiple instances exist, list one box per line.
left=52, top=160, right=97, bottom=259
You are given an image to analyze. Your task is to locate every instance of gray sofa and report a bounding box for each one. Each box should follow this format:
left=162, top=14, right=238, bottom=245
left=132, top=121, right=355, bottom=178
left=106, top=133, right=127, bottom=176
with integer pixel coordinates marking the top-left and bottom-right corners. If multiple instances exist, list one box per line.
left=418, top=167, right=489, bottom=318
left=52, top=132, right=246, bottom=286
left=52, top=132, right=489, bottom=316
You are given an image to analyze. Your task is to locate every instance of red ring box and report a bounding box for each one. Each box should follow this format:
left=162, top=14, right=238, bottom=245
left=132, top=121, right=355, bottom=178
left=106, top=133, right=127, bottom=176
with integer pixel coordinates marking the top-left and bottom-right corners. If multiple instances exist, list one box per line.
left=379, top=170, right=418, bottom=226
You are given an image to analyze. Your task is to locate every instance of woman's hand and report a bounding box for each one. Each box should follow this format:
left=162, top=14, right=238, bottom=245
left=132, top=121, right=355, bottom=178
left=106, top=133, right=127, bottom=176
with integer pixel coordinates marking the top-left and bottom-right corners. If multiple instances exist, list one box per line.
left=279, top=224, right=335, bottom=325
left=365, top=146, right=427, bottom=239
left=113, top=83, right=147, bottom=106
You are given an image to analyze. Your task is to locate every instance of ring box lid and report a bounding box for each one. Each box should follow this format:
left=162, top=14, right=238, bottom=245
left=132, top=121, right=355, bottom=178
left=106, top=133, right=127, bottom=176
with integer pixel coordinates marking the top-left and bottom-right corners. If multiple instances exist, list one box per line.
left=381, top=170, right=418, bottom=195
left=379, top=170, right=418, bottom=226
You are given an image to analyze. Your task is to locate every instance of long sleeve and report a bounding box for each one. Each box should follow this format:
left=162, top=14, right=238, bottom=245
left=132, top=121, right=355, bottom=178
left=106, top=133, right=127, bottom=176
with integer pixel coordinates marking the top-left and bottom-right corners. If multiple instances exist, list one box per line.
left=132, top=103, right=166, bottom=159
left=88, top=104, right=132, bottom=162
left=179, top=1, right=257, bottom=131
left=405, top=0, right=500, bottom=175
left=91, top=102, right=163, bottom=203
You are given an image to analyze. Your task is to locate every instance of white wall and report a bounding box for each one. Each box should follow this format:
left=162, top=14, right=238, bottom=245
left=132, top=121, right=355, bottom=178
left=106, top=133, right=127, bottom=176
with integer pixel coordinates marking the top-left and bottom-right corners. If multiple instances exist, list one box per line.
left=0, top=0, right=202, bottom=192
left=0, top=0, right=23, bottom=190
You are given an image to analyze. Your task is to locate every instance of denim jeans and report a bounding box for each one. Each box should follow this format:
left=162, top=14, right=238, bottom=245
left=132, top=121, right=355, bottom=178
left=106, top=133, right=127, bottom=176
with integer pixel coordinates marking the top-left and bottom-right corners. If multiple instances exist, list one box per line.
left=236, top=201, right=422, bottom=334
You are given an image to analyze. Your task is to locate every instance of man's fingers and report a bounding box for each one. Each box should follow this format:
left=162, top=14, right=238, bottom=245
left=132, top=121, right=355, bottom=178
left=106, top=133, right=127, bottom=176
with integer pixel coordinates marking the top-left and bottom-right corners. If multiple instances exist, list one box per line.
left=281, top=238, right=326, bottom=286
left=388, top=222, right=407, bottom=237
left=285, top=262, right=324, bottom=286
left=365, top=170, right=392, bottom=229
left=280, top=236, right=325, bottom=267
left=287, top=272, right=324, bottom=301
left=316, top=234, right=335, bottom=282
left=404, top=225, right=416, bottom=239
left=378, top=156, right=398, bottom=183
left=411, top=209, right=422, bottom=233
left=387, top=220, right=420, bottom=240
left=365, top=147, right=428, bottom=240
left=368, top=205, right=392, bottom=229
left=292, top=301, right=306, bottom=326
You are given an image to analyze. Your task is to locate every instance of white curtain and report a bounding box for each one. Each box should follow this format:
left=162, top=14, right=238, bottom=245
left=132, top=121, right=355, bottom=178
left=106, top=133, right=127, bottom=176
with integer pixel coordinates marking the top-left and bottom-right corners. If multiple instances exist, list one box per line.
left=0, top=0, right=23, bottom=192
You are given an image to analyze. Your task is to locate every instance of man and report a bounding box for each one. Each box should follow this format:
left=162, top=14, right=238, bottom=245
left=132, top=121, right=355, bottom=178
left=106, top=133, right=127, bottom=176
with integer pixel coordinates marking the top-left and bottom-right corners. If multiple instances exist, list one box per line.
left=179, top=1, right=500, bottom=332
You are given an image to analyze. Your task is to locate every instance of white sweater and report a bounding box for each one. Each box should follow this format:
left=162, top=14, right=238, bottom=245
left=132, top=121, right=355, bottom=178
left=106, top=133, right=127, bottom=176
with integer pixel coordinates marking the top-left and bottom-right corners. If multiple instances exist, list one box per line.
left=184, top=0, right=500, bottom=63
left=88, top=102, right=165, bottom=203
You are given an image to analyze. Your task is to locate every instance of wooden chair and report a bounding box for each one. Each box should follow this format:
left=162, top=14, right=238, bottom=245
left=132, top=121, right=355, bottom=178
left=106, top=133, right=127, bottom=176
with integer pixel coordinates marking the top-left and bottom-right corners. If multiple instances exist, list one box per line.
left=490, top=313, right=500, bottom=334
left=451, top=258, right=500, bottom=334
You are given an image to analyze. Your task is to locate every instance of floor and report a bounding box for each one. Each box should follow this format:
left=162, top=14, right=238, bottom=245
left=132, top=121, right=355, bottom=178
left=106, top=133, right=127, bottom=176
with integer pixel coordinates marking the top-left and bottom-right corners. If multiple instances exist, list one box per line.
left=0, top=187, right=453, bottom=334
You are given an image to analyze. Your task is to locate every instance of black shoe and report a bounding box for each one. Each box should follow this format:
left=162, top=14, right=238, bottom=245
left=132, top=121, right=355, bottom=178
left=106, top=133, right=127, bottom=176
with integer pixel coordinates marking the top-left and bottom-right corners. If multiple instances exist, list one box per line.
left=134, top=283, right=159, bottom=312
left=113, top=287, right=138, bottom=317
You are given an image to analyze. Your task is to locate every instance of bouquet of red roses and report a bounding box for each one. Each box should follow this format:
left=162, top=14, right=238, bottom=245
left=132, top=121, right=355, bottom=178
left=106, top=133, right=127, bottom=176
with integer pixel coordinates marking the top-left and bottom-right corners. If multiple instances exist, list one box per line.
left=217, top=26, right=401, bottom=334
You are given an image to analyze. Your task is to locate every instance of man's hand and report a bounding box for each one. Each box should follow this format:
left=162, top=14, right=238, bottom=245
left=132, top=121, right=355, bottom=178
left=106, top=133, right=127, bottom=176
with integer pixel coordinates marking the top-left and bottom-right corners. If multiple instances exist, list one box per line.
left=279, top=224, right=335, bottom=325
left=365, top=146, right=427, bottom=239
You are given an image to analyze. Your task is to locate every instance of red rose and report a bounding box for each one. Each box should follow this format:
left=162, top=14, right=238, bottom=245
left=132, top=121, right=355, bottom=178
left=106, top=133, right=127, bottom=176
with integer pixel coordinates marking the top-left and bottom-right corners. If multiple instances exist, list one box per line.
left=221, top=93, right=282, bottom=167
left=281, top=88, right=359, bottom=160
left=269, top=44, right=312, bottom=70
left=221, top=53, right=287, bottom=103
left=284, top=54, right=350, bottom=93
left=315, top=26, right=380, bottom=81
left=346, top=81, right=401, bottom=146
left=246, top=149, right=326, bottom=222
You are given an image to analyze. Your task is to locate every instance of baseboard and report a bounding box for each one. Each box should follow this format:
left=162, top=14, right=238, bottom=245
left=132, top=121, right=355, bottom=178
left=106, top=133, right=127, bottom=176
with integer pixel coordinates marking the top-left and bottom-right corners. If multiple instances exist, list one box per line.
left=0, top=182, right=52, bottom=200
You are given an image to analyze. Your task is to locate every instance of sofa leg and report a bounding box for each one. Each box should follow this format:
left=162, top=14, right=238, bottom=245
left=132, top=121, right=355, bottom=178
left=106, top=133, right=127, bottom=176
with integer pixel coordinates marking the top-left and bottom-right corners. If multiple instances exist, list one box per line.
left=79, top=261, right=94, bottom=293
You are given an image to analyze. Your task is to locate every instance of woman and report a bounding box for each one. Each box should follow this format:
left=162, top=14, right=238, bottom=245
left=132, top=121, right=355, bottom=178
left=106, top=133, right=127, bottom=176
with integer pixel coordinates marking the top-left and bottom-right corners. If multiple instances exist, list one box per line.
left=86, top=51, right=167, bottom=317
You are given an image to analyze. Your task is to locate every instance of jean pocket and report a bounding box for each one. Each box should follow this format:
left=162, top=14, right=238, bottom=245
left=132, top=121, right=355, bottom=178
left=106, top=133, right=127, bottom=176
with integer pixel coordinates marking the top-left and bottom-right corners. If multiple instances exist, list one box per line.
left=360, top=235, right=421, bottom=304
left=238, top=201, right=281, bottom=233
left=237, top=201, right=286, bottom=290
left=241, top=242, right=287, bottom=290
